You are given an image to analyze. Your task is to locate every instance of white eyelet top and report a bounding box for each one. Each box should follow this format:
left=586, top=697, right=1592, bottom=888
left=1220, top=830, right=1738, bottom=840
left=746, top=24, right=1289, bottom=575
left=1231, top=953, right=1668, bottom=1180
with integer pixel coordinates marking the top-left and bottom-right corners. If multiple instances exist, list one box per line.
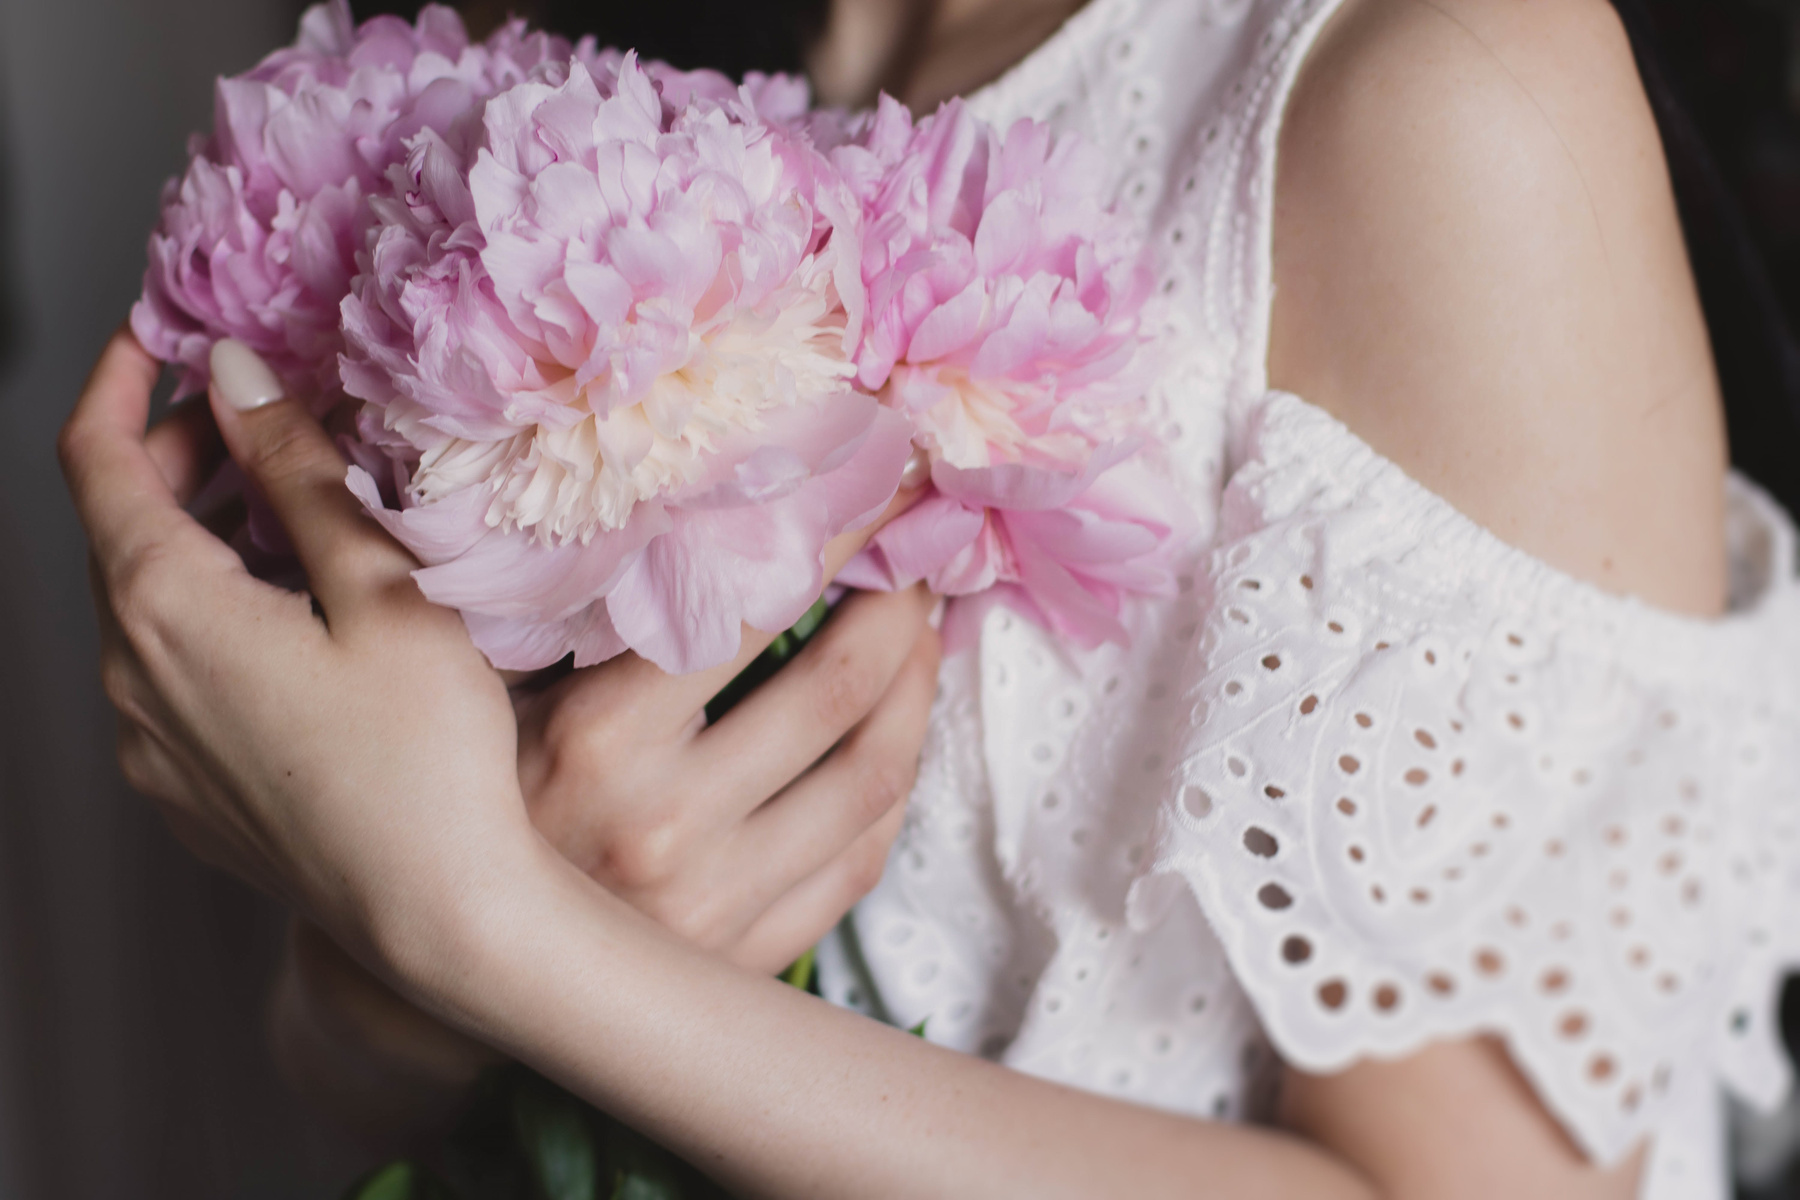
left=813, top=3, right=1800, bottom=1196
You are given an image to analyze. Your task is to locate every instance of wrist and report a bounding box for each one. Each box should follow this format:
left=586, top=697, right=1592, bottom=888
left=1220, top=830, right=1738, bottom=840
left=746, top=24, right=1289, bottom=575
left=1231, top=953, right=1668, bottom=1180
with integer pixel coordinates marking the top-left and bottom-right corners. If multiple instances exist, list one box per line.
left=370, top=825, right=601, bottom=1050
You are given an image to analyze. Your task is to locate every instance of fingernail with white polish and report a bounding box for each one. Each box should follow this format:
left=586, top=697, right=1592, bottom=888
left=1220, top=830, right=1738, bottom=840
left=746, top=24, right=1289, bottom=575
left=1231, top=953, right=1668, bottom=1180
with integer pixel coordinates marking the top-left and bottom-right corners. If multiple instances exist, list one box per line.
left=899, top=448, right=931, bottom=490
left=210, top=339, right=285, bottom=411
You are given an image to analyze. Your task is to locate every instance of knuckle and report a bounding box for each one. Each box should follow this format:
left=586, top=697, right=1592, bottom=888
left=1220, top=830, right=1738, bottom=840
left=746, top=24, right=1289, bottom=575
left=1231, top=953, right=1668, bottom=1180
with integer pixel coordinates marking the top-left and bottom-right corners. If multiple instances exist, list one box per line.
left=538, top=748, right=646, bottom=839
left=811, top=648, right=883, bottom=729
left=248, top=417, right=325, bottom=486
left=544, top=698, right=636, bottom=780
left=97, top=654, right=134, bottom=711
left=107, top=545, right=180, bottom=645
left=599, top=814, right=689, bottom=891
left=98, top=656, right=150, bottom=726
left=114, top=728, right=161, bottom=798
left=54, top=419, right=87, bottom=482
left=566, top=719, right=630, bottom=779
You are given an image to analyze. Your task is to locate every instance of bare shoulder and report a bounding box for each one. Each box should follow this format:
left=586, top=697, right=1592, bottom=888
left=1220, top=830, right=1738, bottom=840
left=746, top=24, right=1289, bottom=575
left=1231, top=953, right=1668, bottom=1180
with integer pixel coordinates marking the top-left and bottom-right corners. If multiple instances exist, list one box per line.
left=1268, top=0, right=1729, bottom=615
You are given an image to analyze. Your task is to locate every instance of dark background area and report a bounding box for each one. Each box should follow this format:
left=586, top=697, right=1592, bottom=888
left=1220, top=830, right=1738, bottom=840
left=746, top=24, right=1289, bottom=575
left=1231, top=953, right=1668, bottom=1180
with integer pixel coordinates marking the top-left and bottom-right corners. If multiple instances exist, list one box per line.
left=1645, top=1, right=1800, bottom=325
left=1, top=1, right=1800, bottom=1197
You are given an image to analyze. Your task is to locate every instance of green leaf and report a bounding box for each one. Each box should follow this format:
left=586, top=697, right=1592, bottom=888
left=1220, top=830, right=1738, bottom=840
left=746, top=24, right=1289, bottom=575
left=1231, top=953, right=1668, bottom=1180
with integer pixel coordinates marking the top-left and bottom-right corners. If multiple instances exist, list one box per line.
left=341, top=1161, right=457, bottom=1200
left=908, top=1018, right=929, bottom=1038
left=779, top=946, right=816, bottom=992
left=513, top=1076, right=599, bottom=1200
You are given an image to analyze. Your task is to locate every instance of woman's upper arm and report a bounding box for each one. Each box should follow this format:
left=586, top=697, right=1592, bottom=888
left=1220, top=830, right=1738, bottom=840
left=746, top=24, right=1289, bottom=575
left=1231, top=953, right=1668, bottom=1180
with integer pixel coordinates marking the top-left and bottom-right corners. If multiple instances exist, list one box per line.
left=1280, top=1039, right=1643, bottom=1200
left=1268, top=0, right=1728, bottom=617
left=1265, top=0, right=1723, bottom=1193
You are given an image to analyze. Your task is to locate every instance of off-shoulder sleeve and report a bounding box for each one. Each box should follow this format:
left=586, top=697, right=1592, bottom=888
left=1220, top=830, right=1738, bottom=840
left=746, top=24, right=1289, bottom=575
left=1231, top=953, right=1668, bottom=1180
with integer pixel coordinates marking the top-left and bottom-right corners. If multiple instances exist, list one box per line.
left=1128, top=390, right=1800, bottom=1175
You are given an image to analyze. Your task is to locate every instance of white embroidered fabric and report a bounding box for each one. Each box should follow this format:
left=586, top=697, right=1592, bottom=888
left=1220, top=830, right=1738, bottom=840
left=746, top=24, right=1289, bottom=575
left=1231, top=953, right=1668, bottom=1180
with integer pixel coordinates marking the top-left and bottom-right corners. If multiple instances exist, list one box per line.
left=813, top=2, right=1800, bottom=1196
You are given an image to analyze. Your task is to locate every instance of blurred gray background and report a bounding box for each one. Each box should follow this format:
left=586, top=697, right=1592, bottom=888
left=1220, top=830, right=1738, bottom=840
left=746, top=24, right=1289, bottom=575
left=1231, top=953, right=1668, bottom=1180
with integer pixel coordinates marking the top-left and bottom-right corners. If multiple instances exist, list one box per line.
left=0, top=0, right=364, bottom=1195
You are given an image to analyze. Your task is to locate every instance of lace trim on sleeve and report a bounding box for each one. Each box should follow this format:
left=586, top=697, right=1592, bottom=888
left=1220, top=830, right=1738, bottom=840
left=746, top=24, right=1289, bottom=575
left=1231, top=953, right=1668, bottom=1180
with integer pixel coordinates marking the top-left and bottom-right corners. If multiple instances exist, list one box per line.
left=1127, top=390, right=1800, bottom=1167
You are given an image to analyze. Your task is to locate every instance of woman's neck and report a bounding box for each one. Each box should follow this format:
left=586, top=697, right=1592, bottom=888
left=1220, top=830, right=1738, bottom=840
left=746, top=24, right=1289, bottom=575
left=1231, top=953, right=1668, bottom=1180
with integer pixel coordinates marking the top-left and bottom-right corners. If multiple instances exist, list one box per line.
left=807, top=0, right=1089, bottom=111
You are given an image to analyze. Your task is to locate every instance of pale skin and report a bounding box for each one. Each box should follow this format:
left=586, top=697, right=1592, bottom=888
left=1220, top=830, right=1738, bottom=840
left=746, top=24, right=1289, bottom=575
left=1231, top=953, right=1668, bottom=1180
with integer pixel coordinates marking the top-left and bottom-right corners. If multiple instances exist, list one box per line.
left=61, top=0, right=1728, bottom=1193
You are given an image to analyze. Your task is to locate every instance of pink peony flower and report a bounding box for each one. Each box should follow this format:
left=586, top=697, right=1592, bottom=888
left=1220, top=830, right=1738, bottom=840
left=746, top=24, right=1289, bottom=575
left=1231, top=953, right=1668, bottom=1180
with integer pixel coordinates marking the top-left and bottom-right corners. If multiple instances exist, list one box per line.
left=134, top=4, right=1178, bottom=668
left=834, top=98, right=1182, bottom=648
left=130, top=0, right=585, bottom=409
left=341, top=54, right=910, bottom=674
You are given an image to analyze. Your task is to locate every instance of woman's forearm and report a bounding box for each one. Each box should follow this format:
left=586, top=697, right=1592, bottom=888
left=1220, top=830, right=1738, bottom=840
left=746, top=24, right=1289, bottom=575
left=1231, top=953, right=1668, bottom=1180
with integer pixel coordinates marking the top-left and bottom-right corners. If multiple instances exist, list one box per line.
left=403, top=840, right=1377, bottom=1200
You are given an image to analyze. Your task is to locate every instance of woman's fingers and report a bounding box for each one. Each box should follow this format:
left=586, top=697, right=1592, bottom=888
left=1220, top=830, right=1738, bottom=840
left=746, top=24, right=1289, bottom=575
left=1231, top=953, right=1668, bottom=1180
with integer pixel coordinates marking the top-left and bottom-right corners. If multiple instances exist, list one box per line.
left=144, top=396, right=225, bottom=506
left=59, top=330, right=230, bottom=598
left=536, top=613, right=935, bottom=954
left=694, top=584, right=937, bottom=819
left=725, top=621, right=939, bottom=910
left=633, top=619, right=936, bottom=957
left=205, top=340, right=420, bottom=624
left=729, top=797, right=911, bottom=977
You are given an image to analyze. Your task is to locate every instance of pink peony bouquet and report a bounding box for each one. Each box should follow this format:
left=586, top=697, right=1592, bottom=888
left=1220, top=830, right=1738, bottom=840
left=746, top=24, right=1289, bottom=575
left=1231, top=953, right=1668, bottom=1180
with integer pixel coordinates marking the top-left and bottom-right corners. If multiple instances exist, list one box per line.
left=132, top=0, right=584, bottom=411
left=338, top=53, right=909, bottom=672
left=133, top=2, right=1183, bottom=676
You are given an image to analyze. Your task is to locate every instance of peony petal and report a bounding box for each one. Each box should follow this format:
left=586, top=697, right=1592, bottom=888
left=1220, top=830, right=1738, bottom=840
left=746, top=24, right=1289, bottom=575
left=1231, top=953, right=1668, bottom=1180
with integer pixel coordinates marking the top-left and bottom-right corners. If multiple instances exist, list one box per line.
left=927, top=511, right=1006, bottom=595
left=605, top=405, right=910, bottom=673
left=972, top=187, right=1034, bottom=278
left=672, top=390, right=884, bottom=508
left=810, top=404, right=915, bottom=533
left=346, top=464, right=490, bottom=561
left=855, top=492, right=986, bottom=589
left=931, top=458, right=1095, bottom=512
left=461, top=602, right=626, bottom=671
left=605, top=500, right=821, bottom=673
left=1005, top=517, right=1127, bottom=648
left=902, top=279, right=986, bottom=365
left=411, top=504, right=667, bottom=622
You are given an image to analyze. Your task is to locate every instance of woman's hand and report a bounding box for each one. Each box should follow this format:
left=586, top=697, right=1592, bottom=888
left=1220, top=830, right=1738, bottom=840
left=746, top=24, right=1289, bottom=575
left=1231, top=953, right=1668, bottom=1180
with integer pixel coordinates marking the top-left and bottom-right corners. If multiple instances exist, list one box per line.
left=273, top=573, right=941, bottom=1134
left=271, top=573, right=940, bottom=1137
left=513, top=577, right=940, bottom=977
left=72, top=330, right=941, bottom=1129
left=62, top=332, right=537, bottom=972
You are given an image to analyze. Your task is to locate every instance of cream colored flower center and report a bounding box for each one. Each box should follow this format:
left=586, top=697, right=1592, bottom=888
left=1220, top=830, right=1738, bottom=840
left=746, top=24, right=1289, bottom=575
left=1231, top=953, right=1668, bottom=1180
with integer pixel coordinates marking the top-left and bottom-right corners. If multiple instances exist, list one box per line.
left=408, top=260, right=855, bottom=545
left=907, top=367, right=1092, bottom=471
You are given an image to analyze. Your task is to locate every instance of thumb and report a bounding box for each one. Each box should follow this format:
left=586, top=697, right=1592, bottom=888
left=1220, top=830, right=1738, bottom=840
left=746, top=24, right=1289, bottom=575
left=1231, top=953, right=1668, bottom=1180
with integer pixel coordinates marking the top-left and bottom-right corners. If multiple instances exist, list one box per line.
left=207, top=339, right=415, bottom=618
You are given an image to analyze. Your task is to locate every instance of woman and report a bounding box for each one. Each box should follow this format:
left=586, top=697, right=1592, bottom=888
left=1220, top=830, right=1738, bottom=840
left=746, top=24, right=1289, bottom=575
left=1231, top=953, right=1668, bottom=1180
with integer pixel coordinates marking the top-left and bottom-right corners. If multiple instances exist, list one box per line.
left=60, top=0, right=1800, bottom=1194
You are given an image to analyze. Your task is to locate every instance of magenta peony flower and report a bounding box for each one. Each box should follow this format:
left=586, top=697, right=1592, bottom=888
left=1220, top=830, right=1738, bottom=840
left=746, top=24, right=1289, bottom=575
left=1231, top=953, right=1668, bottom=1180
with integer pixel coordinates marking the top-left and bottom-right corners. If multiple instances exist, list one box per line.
left=130, top=0, right=584, bottom=409
left=341, top=55, right=911, bottom=674
left=834, top=98, right=1182, bottom=648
